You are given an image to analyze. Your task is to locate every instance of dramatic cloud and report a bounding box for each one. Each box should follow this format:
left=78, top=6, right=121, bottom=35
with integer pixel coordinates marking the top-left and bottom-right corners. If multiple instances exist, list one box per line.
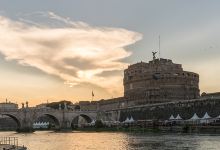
left=0, top=12, right=142, bottom=94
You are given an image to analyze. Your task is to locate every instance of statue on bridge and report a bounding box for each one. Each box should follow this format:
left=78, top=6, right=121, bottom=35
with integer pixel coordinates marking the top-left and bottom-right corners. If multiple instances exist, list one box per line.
left=26, top=101, right=29, bottom=108
left=64, top=102, right=67, bottom=110
left=22, top=103, right=24, bottom=108
left=59, top=104, right=61, bottom=110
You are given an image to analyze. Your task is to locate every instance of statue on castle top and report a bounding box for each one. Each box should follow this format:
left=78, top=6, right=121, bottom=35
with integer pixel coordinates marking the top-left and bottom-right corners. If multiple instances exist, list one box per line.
left=152, top=51, right=157, bottom=60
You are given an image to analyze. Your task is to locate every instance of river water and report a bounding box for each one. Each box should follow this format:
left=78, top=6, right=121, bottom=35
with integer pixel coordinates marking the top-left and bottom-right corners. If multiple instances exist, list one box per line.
left=0, top=131, right=219, bottom=150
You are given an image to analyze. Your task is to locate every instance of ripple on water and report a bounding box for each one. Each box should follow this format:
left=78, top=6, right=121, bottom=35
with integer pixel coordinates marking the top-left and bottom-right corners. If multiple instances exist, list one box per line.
left=0, top=131, right=219, bottom=150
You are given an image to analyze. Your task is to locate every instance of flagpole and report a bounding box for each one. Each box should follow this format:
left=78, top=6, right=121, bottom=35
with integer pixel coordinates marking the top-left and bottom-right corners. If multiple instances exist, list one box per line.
left=159, top=35, right=161, bottom=59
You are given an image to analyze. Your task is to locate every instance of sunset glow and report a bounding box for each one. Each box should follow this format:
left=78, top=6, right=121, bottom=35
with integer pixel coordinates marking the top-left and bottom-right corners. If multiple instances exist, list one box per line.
left=0, top=1, right=220, bottom=106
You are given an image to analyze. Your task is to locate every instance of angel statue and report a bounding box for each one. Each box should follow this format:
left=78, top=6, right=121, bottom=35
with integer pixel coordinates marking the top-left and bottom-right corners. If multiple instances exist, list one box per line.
left=152, top=51, right=157, bottom=60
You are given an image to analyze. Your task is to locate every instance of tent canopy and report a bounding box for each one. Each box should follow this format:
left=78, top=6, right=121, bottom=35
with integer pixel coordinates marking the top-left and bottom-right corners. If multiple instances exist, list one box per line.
left=169, top=115, right=175, bottom=120
left=124, top=117, right=135, bottom=123
left=124, top=117, right=130, bottom=123
left=129, top=116, right=134, bottom=122
left=190, top=113, right=200, bottom=120
left=202, top=112, right=212, bottom=119
left=175, top=114, right=182, bottom=120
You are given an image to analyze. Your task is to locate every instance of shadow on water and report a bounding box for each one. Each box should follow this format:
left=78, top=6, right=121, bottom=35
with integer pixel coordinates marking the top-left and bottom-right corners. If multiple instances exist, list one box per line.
left=127, top=133, right=220, bottom=150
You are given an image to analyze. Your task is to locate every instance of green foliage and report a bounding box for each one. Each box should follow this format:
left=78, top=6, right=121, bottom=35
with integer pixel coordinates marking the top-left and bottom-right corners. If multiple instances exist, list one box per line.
left=95, top=120, right=104, bottom=128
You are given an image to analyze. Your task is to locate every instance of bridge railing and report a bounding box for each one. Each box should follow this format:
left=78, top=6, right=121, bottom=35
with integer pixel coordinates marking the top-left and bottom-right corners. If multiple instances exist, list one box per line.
left=0, top=137, right=18, bottom=147
left=0, top=108, right=20, bottom=112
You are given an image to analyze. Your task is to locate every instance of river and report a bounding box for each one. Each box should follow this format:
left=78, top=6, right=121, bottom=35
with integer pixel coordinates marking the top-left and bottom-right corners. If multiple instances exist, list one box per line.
left=0, top=131, right=219, bottom=150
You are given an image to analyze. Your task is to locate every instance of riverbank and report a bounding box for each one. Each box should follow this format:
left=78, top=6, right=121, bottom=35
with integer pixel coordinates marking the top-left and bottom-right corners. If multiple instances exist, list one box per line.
left=1, top=125, right=219, bottom=134
left=73, top=127, right=159, bottom=133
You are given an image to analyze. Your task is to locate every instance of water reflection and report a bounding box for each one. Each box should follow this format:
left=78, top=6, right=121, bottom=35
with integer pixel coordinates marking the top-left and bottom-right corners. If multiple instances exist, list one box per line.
left=0, top=131, right=219, bottom=150
left=128, top=133, right=220, bottom=150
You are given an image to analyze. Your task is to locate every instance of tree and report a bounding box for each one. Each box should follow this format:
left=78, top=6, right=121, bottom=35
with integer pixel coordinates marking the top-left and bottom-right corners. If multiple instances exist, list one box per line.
left=95, top=120, right=104, bottom=128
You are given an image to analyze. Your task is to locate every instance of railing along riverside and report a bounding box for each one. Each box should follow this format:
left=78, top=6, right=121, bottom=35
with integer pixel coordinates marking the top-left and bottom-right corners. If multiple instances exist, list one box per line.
left=0, top=137, right=18, bottom=149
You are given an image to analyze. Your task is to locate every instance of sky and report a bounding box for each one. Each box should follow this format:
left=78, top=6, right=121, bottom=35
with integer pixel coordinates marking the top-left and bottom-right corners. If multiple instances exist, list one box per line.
left=0, top=0, right=220, bottom=106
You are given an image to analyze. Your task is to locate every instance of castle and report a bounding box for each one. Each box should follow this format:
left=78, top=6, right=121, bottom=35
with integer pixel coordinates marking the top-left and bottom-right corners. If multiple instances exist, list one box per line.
left=124, top=58, right=200, bottom=103
left=78, top=54, right=201, bottom=111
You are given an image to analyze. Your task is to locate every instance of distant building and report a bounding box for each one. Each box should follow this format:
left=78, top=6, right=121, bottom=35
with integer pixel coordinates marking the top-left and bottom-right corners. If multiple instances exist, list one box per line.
left=124, top=58, right=200, bottom=103
left=0, top=102, right=18, bottom=109
left=36, top=103, right=48, bottom=109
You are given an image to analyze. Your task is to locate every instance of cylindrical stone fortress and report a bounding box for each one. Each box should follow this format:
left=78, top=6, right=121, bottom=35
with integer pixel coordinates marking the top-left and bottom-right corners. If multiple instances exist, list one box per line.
left=124, top=58, right=200, bottom=103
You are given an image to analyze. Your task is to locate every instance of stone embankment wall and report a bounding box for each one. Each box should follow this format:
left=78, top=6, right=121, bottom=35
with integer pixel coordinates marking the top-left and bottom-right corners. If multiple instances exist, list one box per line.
left=106, top=98, right=220, bottom=122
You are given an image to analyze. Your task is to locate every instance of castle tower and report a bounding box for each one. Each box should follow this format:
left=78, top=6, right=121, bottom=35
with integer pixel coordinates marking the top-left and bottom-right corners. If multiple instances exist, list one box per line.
left=123, top=58, right=200, bottom=104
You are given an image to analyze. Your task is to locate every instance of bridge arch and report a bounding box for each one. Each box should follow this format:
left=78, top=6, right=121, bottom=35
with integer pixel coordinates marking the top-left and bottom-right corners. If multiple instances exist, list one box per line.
left=34, top=113, right=61, bottom=130
left=0, top=113, right=21, bottom=130
left=71, top=114, right=93, bottom=128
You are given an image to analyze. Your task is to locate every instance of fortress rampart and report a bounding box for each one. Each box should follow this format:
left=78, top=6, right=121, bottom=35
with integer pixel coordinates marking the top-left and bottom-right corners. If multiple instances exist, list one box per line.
left=105, top=97, right=220, bottom=122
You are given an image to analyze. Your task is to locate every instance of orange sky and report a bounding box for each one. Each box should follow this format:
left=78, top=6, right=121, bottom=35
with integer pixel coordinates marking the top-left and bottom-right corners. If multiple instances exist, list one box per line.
left=1, top=1, right=220, bottom=106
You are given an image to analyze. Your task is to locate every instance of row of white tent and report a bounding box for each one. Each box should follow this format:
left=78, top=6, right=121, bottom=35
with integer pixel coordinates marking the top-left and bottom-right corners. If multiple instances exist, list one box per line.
left=87, top=117, right=135, bottom=126
left=169, top=112, right=220, bottom=123
left=123, top=116, right=135, bottom=123
left=33, top=122, right=50, bottom=129
left=87, top=112, right=220, bottom=126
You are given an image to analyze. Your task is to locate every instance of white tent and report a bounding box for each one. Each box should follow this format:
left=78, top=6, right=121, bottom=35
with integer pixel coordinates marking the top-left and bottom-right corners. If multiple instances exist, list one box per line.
left=175, top=114, right=182, bottom=120
left=216, top=115, right=220, bottom=119
left=89, top=120, right=96, bottom=126
left=124, top=117, right=130, bottom=123
left=33, top=122, right=49, bottom=129
left=129, top=116, right=135, bottom=123
left=190, top=113, right=200, bottom=120
left=213, top=115, right=220, bottom=123
left=113, top=121, right=120, bottom=124
left=202, top=112, right=212, bottom=119
left=40, top=122, right=44, bottom=127
left=91, top=120, right=95, bottom=124
left=33, top=122, right=41, bottom=129
left=200, top=112, right=212, bottom=124
left=42, top=122, right=48, bottom=128
left=185, top=113, right=201, bottom=124
left=169, top=115, right=175, bottom=120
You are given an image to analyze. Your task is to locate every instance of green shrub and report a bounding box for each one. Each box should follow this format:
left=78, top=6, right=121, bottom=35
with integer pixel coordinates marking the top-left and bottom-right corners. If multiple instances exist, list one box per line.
left=95, top=120, right=104, bottom=128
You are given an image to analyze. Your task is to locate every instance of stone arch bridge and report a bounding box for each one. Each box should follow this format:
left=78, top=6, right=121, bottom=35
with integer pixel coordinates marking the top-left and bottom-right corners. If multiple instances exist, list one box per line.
left=0, top=108, right=97, bottom=131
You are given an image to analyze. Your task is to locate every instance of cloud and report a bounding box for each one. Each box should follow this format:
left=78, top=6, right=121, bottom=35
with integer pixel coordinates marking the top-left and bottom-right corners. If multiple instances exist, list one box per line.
left=0, top=12, right=142, bottom=95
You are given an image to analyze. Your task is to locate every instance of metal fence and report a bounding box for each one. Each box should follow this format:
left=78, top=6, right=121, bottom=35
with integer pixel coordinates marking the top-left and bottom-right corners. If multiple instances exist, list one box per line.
left=0, top=137, right=18, bottom=149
